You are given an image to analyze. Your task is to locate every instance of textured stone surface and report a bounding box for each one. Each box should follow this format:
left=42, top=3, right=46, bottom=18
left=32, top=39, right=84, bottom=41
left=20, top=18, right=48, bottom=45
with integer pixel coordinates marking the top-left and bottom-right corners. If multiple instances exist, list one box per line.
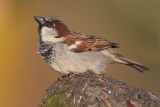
left=41, top=71, right=160, bottom=107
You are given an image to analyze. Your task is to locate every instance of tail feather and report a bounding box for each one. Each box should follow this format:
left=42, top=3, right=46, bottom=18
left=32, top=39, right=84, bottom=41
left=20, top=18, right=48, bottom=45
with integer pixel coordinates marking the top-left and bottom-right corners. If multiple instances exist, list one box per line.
left=108, top=49, right=152, bottom=72
left=118, top=56, right=151, bottom=72
left=126, top=63, right=151, bottom=73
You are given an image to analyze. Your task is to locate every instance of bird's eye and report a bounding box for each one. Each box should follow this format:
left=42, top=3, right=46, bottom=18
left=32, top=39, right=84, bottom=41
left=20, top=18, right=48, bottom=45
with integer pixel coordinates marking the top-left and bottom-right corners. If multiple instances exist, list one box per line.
left=48, top=21, right=54, bottom=26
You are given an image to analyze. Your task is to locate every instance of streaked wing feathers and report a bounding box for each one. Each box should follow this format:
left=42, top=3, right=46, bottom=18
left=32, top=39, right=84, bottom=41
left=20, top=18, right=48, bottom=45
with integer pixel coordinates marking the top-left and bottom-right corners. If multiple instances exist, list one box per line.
left=64, top=32, right=119, bottom=53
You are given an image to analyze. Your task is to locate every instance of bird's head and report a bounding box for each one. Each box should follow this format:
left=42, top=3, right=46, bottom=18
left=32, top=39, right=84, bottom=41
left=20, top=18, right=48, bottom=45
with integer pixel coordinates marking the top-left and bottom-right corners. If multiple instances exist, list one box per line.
left=34, top=15, right=70, bottom=43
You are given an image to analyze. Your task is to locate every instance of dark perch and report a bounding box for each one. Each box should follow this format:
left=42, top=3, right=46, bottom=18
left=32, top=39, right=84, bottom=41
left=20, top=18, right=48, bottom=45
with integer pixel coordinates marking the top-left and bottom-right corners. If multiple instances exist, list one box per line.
left=41, top=71, right=160, bottom=107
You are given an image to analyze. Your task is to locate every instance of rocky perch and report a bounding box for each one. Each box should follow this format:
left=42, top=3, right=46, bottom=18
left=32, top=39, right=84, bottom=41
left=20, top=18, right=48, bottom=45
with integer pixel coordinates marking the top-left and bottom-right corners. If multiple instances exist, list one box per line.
left=41, top=71, right=160, bottom=107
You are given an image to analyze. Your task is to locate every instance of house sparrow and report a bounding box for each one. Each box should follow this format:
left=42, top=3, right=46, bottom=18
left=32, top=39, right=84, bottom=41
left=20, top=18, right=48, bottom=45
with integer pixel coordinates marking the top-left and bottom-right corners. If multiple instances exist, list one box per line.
left=34, top=15, right=151, bottom=74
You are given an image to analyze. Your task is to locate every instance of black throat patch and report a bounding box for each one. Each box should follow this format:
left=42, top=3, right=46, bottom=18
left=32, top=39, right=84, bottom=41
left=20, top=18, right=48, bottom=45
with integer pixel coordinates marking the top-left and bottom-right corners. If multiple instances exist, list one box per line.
left=38, top=42, right=53, bottom=64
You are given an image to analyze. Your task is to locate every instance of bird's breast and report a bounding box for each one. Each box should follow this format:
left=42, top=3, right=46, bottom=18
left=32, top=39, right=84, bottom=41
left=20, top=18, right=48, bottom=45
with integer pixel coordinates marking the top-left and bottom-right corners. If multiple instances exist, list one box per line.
left=39, top=43, right=110, bottom=74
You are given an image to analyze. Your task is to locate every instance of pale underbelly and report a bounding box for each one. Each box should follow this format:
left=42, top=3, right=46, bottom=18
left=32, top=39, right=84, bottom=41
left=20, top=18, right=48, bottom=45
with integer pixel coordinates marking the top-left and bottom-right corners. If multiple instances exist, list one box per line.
left=50, top=50, right=109, bottom=74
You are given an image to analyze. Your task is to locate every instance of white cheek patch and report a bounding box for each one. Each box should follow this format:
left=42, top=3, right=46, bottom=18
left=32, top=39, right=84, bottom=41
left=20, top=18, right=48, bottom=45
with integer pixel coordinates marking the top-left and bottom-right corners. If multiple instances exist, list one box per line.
left=68, top=41, right=82, bottom=49
left=41, top=26, right=64, bottom=42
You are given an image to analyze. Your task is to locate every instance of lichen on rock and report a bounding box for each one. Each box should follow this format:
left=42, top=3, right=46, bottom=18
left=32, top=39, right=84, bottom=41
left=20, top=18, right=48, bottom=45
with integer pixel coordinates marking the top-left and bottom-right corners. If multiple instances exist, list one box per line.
left=41, top=71, right=160, bottom=107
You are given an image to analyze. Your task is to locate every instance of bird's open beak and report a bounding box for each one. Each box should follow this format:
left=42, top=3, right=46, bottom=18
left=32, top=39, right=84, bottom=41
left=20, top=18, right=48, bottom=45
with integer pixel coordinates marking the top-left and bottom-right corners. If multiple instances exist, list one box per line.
left=34, top=16, right=45, bottom=25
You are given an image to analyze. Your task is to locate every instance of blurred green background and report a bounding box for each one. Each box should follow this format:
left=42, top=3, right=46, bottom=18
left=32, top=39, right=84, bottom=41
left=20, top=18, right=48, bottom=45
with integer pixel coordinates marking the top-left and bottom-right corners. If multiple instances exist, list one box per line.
left=0, top=0, right=160, bottom=107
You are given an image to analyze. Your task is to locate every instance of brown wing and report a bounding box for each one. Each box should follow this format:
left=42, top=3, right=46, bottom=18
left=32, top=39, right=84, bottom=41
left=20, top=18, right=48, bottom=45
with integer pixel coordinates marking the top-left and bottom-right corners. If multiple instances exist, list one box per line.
left=64, top=32, right=119, bottom=53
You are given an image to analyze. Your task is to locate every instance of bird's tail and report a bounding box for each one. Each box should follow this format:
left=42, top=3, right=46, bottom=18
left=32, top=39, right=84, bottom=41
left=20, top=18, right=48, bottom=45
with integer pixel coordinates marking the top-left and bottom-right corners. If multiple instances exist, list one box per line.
left=120, top=56, right=151, bottom=72
left=108, top=49, right=151, bottom=72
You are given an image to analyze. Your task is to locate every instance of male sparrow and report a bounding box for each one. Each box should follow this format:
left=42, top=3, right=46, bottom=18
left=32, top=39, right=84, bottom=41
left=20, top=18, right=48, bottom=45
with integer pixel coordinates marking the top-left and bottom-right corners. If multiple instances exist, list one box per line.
left=34, top=15, right=151, bottom=74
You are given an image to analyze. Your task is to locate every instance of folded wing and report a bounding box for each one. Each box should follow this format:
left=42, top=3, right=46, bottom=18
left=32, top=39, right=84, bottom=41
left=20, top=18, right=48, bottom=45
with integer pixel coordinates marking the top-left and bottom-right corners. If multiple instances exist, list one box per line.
left=64, top=32, right=119, bottom=53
